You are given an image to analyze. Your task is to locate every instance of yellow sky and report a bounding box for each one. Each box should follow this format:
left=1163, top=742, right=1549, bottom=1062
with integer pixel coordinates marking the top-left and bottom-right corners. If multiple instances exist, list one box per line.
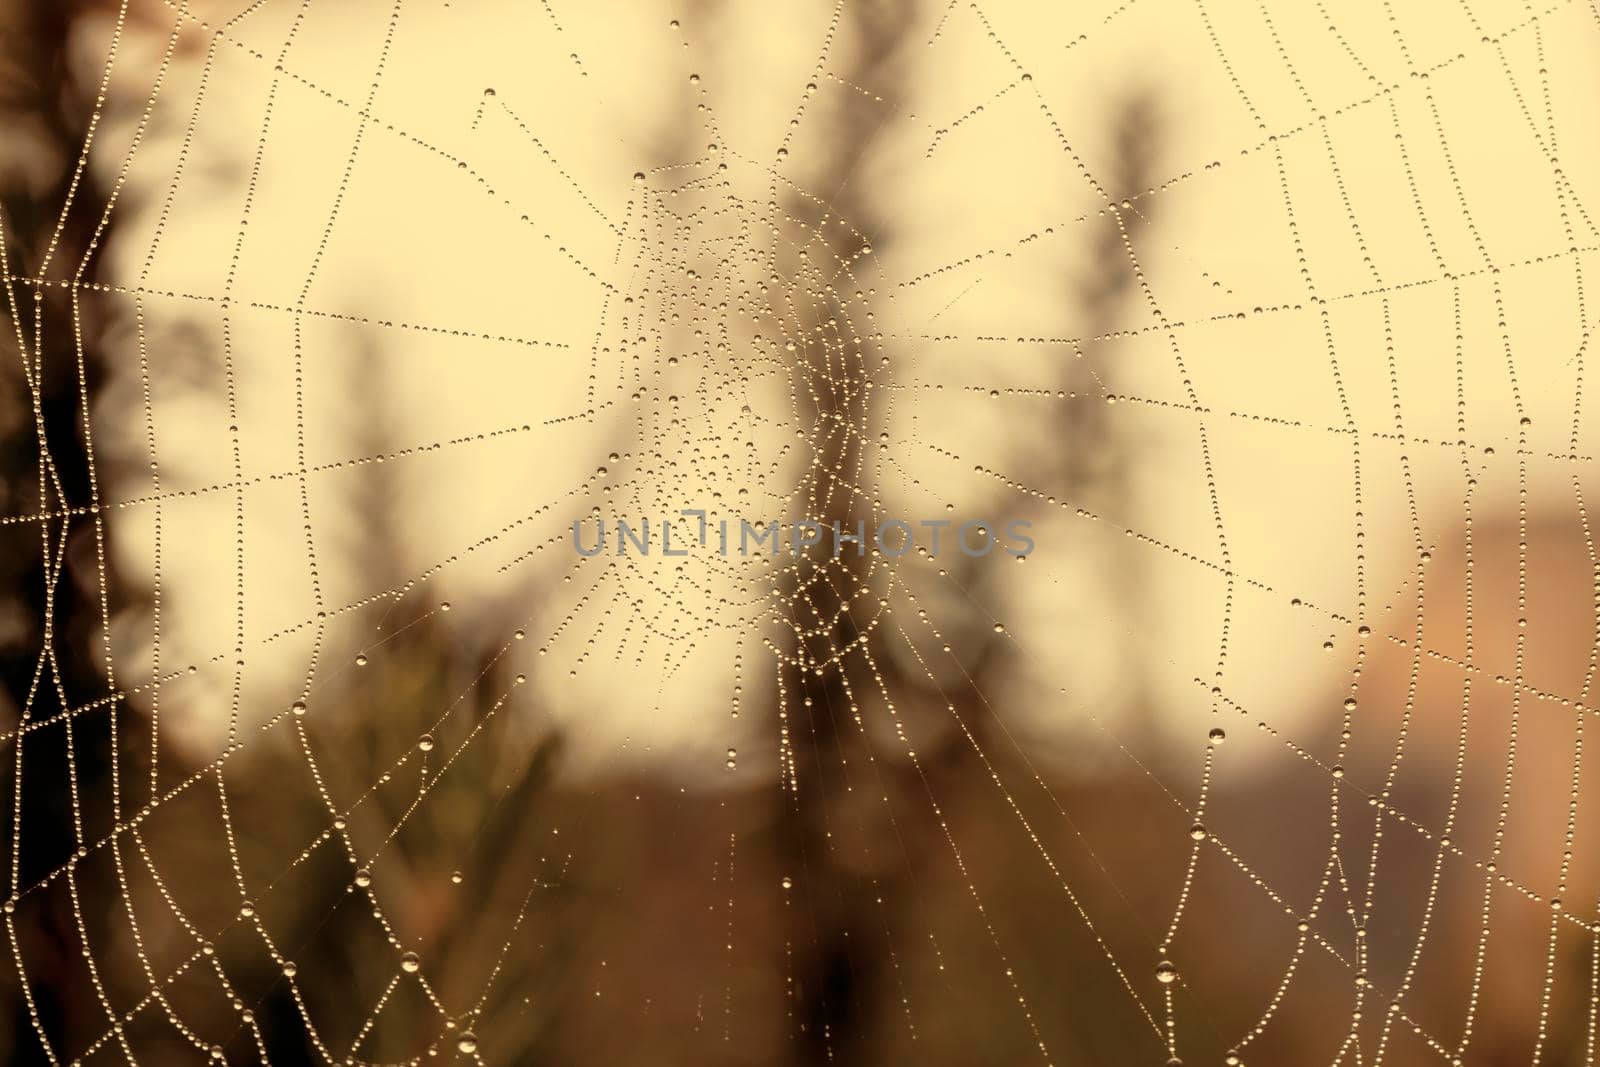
left=80, top=0, right=1600, bottom=778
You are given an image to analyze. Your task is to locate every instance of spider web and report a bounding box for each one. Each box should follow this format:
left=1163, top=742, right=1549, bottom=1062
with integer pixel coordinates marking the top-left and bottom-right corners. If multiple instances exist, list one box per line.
left=4, top=0, right=1600, bottom=1063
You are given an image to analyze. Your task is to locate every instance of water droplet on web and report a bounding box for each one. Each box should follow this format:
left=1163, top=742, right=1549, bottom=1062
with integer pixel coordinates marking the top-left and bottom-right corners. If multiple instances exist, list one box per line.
left=1189, top=823, right=1208, bottom=841
left=1208, top=727, right=1226, bottom=744
left=1155, top=960, right=1178, bottom=984
left=418, top=734, right=435, bottom=752
left=457, top=1032, right=479, bottom=1054
left=354, top=868, right=372, bottom=888
left=401, top=951, right=420, bottom=973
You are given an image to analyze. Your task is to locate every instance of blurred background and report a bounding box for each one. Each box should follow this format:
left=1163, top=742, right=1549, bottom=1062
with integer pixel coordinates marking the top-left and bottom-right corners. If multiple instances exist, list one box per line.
left=4, top=0, right=1600, bottom=1063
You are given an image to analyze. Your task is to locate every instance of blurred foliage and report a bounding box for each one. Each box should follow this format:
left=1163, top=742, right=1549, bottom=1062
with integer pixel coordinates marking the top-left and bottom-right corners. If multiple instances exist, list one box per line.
left=4, top=3, right=1594, bottom=1066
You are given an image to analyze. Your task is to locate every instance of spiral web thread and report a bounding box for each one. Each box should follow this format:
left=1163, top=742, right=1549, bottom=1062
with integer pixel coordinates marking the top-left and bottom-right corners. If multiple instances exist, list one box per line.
left=4, top=0, right=1600, bottom=1063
